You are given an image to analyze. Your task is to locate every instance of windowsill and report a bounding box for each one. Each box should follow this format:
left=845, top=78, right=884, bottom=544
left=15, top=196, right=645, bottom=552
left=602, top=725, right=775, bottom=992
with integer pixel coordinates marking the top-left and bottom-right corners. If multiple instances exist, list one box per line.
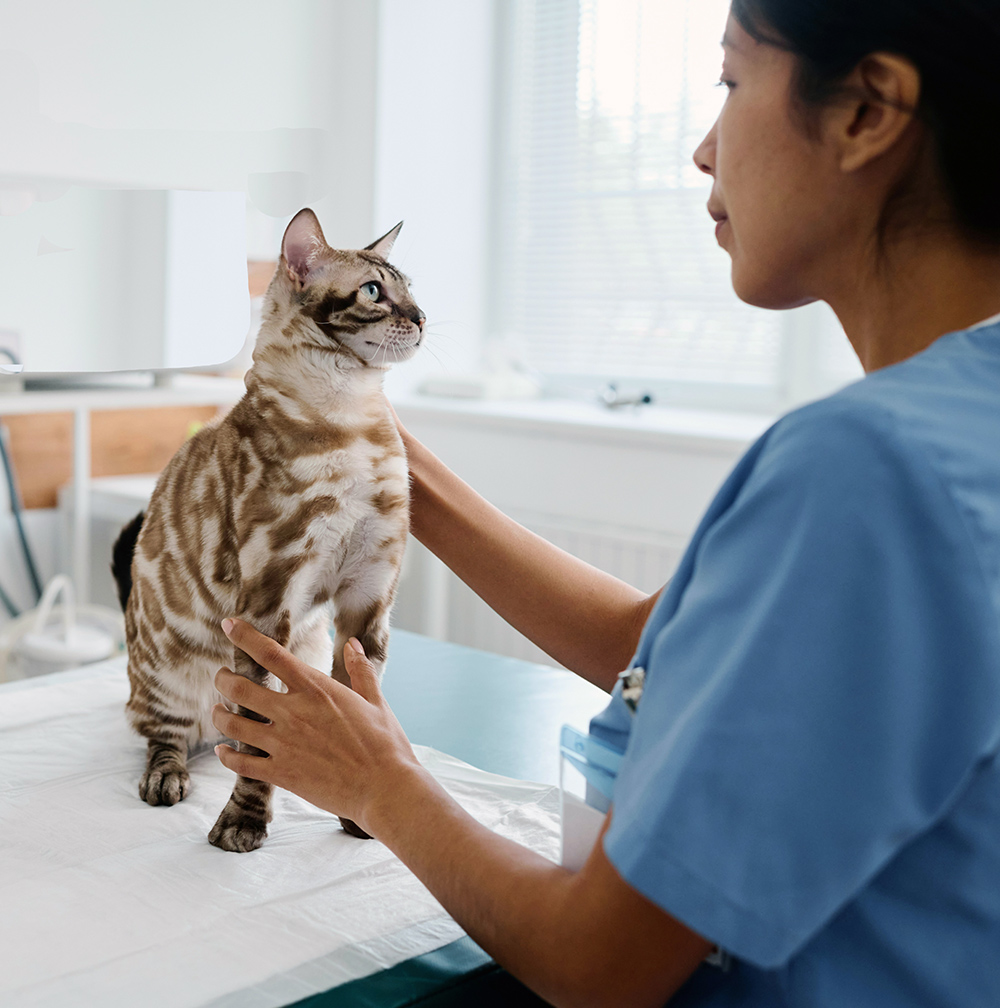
left=0, top=371, right=244, bottom=415
left=391, top=392, right=778, bottom=453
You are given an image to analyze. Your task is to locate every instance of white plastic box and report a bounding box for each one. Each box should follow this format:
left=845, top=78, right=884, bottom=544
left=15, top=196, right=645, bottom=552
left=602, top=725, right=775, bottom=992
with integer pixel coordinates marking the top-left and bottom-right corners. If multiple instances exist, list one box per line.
left=559, top=724, right=621, bottom=871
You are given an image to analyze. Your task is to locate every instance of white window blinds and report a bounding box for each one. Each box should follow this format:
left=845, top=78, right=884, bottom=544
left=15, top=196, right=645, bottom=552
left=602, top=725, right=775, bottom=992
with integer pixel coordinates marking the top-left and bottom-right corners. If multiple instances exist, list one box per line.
left=496, top=0, right=859, bottom=409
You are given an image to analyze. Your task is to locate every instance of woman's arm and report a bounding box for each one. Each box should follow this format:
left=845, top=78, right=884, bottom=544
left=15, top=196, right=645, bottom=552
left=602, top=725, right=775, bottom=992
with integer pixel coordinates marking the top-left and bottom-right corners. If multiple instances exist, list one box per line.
left=213, top=623, right=712, bottom=1008
left=399, top=421, right=661, bottom=692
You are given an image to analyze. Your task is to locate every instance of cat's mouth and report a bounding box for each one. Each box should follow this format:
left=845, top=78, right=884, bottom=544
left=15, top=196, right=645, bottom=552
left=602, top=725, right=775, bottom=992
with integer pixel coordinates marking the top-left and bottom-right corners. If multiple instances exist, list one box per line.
left=362, top=334, right=421, bottom=364
left=364, top=333, right=421, bottom=350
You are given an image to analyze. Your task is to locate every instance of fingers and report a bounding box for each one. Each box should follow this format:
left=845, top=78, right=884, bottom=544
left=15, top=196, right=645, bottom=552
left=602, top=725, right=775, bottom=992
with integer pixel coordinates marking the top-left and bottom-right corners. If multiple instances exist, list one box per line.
left=211, top=700, right=272, bottom=752
left=344, top=639, right=383, bottom=703
left=221, top=617, right=317, bottom=690
left=215, top=742, right=273, bottom=783
left=214, top=665, right=283, bottom=719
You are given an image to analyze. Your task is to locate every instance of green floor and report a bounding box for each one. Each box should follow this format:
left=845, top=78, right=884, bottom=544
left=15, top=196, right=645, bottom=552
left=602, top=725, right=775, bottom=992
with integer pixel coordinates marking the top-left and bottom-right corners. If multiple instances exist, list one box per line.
left=288, top=936, right=552, bottom=1007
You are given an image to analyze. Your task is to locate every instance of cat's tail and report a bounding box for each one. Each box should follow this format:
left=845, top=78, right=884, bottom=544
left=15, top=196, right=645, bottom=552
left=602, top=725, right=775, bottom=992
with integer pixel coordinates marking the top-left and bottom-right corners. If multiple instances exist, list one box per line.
left=111, top=511, right=145, bottom=612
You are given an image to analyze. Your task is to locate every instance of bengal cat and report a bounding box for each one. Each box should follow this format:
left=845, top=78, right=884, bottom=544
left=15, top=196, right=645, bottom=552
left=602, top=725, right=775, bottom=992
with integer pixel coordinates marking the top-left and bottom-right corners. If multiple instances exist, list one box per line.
left=112, top=208, right=423, bottom=852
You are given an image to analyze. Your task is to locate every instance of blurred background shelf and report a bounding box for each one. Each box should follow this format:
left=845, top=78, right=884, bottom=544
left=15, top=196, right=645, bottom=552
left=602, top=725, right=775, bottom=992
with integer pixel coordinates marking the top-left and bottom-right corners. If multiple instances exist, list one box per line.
left=0, top=373, right=244, bottom=605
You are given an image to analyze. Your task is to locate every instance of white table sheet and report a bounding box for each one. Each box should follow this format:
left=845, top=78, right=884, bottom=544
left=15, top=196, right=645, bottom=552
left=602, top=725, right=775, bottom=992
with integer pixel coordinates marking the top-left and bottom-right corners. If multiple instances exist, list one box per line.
left=0, top=657, right=561, bottom=1007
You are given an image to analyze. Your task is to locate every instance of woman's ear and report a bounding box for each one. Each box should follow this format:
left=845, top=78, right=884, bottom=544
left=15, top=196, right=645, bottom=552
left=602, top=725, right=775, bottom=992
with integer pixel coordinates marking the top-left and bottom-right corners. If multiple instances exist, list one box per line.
left=836, top=53, right=922, bottom=174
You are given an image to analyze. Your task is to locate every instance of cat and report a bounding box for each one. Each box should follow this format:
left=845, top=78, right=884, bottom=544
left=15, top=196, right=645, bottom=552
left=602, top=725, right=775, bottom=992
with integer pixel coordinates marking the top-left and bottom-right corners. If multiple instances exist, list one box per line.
left=111, top=208, right=423, bottom=852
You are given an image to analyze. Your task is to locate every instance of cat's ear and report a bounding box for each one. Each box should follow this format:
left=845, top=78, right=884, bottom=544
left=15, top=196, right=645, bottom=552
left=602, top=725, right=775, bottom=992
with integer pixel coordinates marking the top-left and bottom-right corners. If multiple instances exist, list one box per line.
left=282, top=208, right=330, bottom=286
left=365, top=221, right=403, bottom=260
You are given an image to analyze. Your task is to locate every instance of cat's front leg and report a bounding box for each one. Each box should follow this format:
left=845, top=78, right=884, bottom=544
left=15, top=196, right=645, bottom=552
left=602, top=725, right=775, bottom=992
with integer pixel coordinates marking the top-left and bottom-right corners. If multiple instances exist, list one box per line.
left=208, top=614, right=286, bottom=853
left=330, top=587, right=395, bottom=840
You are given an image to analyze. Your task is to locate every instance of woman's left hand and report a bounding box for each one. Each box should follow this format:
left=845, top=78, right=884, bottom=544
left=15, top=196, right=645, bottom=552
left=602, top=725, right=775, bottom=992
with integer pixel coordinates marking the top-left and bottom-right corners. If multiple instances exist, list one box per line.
left=211, top=618, right=423, bottom=835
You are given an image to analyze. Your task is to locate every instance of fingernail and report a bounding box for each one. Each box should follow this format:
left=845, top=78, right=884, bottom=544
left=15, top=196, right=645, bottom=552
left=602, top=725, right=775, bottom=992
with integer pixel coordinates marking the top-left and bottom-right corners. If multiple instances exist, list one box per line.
left=222, top=618, right=234, bottom=635
left=349, top=637, right=365, bottom=655
left=214, top=745, right=222, bottom=755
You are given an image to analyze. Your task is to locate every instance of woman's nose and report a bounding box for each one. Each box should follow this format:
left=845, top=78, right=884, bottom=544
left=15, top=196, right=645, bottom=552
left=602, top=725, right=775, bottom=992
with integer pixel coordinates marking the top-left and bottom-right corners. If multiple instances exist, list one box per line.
left=693, top=121, right=717, bottom=177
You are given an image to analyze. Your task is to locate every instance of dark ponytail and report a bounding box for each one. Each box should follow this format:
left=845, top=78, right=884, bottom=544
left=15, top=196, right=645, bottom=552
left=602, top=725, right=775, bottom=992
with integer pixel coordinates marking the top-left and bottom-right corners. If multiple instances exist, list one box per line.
left=731, top=0, right=1000, bottom=247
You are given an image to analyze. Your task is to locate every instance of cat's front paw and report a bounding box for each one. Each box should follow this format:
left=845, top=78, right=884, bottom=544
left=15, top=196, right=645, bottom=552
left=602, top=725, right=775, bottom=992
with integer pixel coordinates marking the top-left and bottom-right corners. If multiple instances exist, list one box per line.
left=139, top=768, right=190, bottom=806
left=208, top=809, right=268, bottom=852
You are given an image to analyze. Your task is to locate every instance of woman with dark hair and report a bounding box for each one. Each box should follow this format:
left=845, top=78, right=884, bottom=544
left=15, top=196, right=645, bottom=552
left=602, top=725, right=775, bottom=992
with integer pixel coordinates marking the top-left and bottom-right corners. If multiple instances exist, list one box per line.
left=211, top=2, right=1000, bottom=1004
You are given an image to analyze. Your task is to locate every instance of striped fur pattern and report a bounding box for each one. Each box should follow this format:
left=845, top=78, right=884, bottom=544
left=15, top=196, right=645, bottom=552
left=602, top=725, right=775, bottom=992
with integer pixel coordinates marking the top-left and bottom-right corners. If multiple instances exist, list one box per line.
left=118, top=209, right=423, bottom=852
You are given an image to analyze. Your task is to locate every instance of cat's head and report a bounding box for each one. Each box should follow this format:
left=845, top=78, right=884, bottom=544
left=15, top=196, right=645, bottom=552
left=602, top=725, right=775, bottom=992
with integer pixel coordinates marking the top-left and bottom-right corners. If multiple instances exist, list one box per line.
left=268, top=208, right=424, bottom=370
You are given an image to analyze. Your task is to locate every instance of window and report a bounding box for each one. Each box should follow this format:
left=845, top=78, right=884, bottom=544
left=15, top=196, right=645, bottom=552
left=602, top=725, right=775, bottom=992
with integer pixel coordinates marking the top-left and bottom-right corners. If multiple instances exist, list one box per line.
left=494, top=0, right=861, bottom=412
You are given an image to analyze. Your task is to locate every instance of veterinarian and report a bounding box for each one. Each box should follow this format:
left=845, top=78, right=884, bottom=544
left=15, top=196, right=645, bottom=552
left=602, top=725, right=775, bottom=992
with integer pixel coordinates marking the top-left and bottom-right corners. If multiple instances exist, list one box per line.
left=211, top=0, right=1000, bottom=1003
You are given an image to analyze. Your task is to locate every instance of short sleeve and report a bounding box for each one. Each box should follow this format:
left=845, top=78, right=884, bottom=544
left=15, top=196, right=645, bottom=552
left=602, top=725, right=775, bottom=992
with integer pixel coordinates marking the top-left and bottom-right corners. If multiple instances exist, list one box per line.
left=603, top=400, right=1000, bottom=968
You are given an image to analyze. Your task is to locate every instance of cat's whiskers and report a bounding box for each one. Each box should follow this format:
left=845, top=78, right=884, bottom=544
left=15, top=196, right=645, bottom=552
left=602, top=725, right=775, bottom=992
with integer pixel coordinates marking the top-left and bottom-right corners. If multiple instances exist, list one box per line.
left=327, top=333, right=348, bottom=368
left=420, top=345, right=451, bottom=371
left=420, top=335, right=462, bottom=369
left=422, top=320, right=463, bottom=354
left=424, top=329, right=460, bottom=346
left=374, top=329, right=392, bottom=366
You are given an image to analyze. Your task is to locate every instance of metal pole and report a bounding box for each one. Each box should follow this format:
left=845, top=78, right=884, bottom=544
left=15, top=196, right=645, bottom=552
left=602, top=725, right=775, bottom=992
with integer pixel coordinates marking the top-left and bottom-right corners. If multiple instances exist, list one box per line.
left=72, top=407, right=91, bottom=606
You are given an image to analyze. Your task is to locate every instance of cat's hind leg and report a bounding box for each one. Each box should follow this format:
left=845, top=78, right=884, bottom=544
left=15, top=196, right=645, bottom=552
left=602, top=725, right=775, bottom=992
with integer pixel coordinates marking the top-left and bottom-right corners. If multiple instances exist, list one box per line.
left=330, top=594, right=391, bottom=687
left=127, top=664, right=197, bottom=807
left=289, top=608, right=334, bottom=671
left=139, top=739, right=191, bottom=806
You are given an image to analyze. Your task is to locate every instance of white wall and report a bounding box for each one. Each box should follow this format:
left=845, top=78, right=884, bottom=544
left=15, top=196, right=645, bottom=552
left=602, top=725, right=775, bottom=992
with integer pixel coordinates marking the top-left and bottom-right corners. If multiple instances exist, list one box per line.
left=0, top=0, right=363, bottom=191
left=1, top=0, right=496, bottom=375
left=0, top=0, right=381, bottom=373
left=390, top=399, right=765, bottom=661
left=375, top=0, right=499, bottom=397
left=0, top=0, right=383, bottom=374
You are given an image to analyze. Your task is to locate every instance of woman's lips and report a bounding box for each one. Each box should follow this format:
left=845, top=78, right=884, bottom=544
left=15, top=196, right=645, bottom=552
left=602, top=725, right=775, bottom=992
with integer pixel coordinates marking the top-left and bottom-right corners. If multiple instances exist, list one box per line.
left=708, top=206, right=728, bottom=240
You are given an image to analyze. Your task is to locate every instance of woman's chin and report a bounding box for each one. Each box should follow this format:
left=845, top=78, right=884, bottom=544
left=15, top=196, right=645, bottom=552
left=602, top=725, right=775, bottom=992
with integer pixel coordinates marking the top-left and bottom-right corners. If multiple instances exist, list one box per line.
left=730, top=265, right=818, bottom=312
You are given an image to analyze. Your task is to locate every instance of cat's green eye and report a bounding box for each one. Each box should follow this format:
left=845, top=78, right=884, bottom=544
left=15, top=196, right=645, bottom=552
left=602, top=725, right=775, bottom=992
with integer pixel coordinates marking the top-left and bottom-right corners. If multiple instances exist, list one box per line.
left=361, top=281, right=381, bottom=301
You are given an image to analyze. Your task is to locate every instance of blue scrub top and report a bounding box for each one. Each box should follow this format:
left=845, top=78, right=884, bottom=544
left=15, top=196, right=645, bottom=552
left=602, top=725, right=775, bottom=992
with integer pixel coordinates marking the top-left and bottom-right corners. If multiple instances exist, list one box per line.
left=592, top=319, right=1000, bottom=1006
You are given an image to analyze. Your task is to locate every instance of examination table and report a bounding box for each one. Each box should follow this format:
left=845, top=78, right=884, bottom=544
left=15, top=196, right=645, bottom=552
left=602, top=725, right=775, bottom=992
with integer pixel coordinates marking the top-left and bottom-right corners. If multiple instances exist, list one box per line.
left=1, top=630, right=607, bottom=1007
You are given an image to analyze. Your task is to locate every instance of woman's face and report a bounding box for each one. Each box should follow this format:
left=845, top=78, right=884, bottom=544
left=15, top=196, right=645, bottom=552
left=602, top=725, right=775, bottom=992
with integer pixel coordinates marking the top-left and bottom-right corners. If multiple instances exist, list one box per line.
left=694, top=15, right=853, bottom=310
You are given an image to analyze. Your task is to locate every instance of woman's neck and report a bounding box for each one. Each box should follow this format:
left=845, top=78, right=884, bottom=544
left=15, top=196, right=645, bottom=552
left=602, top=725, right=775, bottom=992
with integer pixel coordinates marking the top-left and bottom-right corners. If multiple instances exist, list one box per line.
left=830, top=229, right=1000, bottom=372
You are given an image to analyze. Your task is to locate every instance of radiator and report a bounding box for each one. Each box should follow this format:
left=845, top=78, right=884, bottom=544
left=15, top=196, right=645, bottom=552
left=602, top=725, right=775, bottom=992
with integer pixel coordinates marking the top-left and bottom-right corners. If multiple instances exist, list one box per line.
left=402, top=510, right=688, bottom=668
